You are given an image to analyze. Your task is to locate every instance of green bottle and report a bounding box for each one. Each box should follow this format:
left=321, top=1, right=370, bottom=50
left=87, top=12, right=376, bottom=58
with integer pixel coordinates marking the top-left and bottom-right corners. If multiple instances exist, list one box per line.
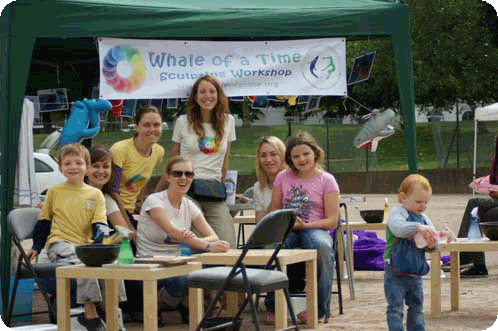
left=116, top=226, right=135, bottom=265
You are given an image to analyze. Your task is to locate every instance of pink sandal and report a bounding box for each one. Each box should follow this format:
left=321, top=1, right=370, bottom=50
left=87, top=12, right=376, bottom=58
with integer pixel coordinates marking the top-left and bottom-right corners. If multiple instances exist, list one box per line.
left=297, top=311, right=307, bottom=324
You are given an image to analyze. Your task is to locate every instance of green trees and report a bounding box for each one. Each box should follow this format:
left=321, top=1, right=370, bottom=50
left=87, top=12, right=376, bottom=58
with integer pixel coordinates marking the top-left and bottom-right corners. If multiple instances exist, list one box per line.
left=322, top=0, right=498, bottom=118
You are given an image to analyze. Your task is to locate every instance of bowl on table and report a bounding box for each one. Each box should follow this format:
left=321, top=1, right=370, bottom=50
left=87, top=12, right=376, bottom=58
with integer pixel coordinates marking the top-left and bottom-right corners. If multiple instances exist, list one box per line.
left=75, top=244, right=120, bottom=267
left=479, top=222, right=498, bottom=240
left=360, top=210, right=384, bottom=224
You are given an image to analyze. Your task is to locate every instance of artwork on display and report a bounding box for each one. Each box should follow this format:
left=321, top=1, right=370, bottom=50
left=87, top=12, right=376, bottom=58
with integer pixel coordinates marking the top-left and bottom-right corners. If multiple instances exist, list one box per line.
left=348, top=51, right=376, bottom=85
left=229, top=96, right=244, bottom=102
left=121, top=99, right=137, bottom=117
left=136, top=99, right=150, bottom=110
left=37, top=88, right=69, bottom=112
left=150, top=99, right=163, bottom=109
left=91, top=87, right=100, bottom=99
left=251, top=96, right=269, bottom=109
left=306, top=96, right=321, bottom=111
left=297, top=95, right=310, bottom=104
left=166, top=98, right=179, bottom=109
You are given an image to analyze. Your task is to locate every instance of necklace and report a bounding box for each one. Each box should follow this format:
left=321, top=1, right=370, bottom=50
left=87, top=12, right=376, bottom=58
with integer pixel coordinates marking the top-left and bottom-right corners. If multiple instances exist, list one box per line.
left=134, top=138, right=151, bottom=157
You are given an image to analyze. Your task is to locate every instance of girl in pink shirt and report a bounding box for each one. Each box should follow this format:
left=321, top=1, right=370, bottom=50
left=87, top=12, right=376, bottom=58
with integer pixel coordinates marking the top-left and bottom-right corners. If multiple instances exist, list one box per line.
left=266, top=131, right=340, bottom=324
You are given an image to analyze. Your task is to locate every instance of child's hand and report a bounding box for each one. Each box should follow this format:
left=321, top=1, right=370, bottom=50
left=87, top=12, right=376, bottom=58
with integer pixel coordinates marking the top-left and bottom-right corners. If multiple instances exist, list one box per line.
left=417, top=224, right=435, bottom=246
left=26, top=249, right=38, bottom=261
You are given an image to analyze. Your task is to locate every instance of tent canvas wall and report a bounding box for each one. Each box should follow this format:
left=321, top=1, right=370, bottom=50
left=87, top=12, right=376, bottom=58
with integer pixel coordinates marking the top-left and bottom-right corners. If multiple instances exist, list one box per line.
left=473, top=103, right=498, bottom=181
left=0, top=0, right=417, bottom=316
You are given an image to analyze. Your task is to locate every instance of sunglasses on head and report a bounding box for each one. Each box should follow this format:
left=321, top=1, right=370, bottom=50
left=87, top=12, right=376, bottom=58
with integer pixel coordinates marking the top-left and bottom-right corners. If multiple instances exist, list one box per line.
left=169, top=170, right=195, bottom=178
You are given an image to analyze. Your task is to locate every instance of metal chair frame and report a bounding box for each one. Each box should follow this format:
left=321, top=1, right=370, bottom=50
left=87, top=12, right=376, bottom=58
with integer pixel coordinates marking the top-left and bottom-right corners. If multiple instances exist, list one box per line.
left=6, top=208, right=60, bottom=326
left=188, top=209, right=300, bottom=331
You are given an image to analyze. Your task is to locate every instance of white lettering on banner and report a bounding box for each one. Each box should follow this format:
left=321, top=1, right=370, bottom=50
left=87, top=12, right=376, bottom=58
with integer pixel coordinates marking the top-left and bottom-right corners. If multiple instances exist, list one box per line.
left=98, top=38, right=347, bottom=99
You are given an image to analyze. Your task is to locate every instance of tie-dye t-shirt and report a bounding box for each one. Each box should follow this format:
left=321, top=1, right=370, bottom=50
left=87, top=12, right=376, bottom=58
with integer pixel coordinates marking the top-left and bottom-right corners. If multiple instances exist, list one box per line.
left=274, top=169, right=340, bottom=223
left=172, top=114, right=236, bottom=181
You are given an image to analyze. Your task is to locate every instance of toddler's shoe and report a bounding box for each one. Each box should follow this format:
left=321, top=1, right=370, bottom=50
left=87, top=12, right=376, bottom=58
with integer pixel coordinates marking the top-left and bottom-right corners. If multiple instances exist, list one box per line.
left=77, top=313, right=106, bottom=331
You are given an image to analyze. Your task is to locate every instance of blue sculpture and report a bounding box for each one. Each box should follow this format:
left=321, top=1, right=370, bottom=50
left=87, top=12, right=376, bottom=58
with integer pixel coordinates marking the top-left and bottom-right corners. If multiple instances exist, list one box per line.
left=60, top=99, right=111, bottom=146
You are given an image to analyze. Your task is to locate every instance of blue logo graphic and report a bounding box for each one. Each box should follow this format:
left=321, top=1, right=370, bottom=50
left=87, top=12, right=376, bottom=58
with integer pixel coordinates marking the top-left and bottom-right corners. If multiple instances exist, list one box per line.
left=301, top=45, right=344, bottom=89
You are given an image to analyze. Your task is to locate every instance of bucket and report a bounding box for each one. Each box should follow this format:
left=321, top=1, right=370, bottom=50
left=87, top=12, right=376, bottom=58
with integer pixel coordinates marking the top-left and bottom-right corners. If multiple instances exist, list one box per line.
left=110, top=99, right=123, bottom=118
left=0, top=277, right=35, bottom=323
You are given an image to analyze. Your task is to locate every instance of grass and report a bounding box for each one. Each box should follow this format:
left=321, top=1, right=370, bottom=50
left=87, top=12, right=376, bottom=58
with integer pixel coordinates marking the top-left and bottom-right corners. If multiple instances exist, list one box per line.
left=33, top=120, right=498, bottom=176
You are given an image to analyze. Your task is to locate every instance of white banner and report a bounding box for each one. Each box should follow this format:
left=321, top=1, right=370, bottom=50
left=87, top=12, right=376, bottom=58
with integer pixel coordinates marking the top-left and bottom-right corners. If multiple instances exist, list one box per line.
left=98, top=38, right=346, bottom=99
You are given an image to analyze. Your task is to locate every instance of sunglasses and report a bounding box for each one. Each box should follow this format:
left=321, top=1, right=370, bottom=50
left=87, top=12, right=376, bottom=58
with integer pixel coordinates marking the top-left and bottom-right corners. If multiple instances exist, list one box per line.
left=169, top=170, right=195, bottom=178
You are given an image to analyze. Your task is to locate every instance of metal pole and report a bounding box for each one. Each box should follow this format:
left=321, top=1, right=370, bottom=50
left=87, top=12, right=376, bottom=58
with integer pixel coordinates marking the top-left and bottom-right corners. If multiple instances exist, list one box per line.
left=326, top=119, right=330, bottom=172
left=473, top=115, right=478, bottom=197
left=456, top=103, right=460, bottom=168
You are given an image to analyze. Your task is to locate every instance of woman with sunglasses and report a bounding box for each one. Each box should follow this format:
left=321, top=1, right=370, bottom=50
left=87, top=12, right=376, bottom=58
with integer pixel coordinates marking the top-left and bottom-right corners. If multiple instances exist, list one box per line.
left=136, top=156, right=229, bottom=322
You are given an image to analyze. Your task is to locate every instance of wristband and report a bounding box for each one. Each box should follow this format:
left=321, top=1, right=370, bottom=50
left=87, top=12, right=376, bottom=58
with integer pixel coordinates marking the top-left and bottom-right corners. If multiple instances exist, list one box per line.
left=204, top=242, right=211, bottom=252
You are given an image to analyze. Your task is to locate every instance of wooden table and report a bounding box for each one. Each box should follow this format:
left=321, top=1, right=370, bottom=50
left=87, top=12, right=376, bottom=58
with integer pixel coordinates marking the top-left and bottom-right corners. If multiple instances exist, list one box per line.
left=429, top=239, right=498, bottom=317
left=232, top=215, right=257, bottom=248
left=56, top=262, right=202, bottom=331
left=337, top=221, right=387, bottom=280
left=195, top=249, right=318, bottom=330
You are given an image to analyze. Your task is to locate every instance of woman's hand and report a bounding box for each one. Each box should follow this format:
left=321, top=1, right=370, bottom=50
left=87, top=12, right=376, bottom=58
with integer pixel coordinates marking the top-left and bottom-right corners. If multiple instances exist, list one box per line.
left=181, top=229, right=196, bottom=239
left=293, top=217, right=308, bottom=231
left=128, top=230, right=137, bottom=242
left=209, top=240, right=230, bottom=253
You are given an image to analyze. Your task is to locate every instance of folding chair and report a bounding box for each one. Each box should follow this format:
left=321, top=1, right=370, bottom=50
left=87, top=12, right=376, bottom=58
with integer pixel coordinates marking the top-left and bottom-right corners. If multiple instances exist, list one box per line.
left=188, top=209, right=300, bottom=331
left=235, top=186, right=255, bottom=248
left=6, top=208, right=67, bottom=326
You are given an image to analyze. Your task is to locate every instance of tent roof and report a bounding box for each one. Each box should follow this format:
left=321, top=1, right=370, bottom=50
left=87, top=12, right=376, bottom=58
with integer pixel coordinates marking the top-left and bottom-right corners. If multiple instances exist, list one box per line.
left=476, top=103, right=498, bottom=121
left=7, top=0, right=409, bottom=39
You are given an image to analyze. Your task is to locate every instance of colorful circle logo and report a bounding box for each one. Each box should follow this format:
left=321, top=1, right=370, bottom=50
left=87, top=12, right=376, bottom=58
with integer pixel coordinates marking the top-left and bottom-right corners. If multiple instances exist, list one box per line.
left=198, top=136, right=220, bottom=155
left=102, top=45, right=146, bottom=93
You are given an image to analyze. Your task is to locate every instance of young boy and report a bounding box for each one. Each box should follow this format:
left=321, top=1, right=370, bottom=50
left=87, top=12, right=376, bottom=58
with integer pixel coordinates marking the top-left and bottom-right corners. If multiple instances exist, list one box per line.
left=384, top=174, right=438, bottom=331
left=27, top=143, right=126, bottom=331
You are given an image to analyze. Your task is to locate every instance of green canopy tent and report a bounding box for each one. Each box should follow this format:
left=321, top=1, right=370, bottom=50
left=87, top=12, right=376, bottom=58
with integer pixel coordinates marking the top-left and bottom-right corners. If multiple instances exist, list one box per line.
left=0, top=0, right=417, bottom=316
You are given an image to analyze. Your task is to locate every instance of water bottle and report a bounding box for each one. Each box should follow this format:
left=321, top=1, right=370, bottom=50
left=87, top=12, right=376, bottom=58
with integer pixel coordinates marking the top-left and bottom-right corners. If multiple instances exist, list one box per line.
left=180, top=244, right=191, bottom=256
left=467, top=207, right=482, bottom=240
left=116, top=226, right=135, bottom=265
left=414, top=231, right=445, bottom=248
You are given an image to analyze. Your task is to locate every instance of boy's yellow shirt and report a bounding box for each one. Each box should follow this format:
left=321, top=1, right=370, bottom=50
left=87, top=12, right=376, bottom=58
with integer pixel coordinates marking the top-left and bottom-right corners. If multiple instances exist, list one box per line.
left=39, top=181, right=107, bottom=247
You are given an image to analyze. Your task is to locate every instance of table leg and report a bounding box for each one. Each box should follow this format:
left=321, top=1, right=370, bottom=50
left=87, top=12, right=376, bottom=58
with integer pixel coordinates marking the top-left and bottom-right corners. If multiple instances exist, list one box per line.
left=450, top=251, right=460, bottom=311
left=305, top=259, right=318, bottom=329
left=337, top=228, right=345, bottom=280
left=226, top=292, right=239, bottom=315
left=346, top=226, right=355, bottom=280
left=143, top=280, right=158, bottom=331
left=189, top=288, right=203, bottom=331
left=430, top=250, right=442, bottom=317
left=56, top=276, right=71, bottom=331
left=105, top=279, right=119, bottom=331
left=275, top=264, right=287, bottom=330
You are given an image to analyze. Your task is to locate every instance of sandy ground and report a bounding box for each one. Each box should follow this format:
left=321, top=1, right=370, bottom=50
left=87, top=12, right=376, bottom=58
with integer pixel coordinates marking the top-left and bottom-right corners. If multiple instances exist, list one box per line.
left=6, top=194, right=498, bottom=331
